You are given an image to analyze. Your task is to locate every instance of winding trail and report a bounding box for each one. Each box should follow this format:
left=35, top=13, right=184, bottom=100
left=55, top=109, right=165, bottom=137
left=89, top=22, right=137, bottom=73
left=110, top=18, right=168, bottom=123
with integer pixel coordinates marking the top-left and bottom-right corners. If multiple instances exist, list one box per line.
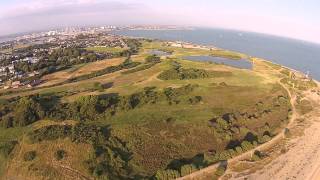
left=231, top=88, right=320, bottom=180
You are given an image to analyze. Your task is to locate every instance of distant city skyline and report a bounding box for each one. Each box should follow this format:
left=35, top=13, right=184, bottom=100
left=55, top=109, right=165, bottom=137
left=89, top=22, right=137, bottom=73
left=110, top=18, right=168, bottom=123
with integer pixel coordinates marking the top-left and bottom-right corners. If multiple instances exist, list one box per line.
left=0, top=0, right=319, bottom=44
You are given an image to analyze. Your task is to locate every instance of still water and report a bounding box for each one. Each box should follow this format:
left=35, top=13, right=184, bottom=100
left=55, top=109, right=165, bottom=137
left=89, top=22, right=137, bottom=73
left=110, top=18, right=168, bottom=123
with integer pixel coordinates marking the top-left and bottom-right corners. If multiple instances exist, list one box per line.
left=115, top=28, right=320, bottom=80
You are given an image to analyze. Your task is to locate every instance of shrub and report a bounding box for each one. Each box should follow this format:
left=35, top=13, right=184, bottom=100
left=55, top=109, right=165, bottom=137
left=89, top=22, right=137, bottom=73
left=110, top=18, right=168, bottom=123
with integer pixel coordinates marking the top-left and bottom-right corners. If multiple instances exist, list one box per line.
left=158, top=68, right=213, bottom=80
left=235, top=146, right=243, bottom=154
left=28, top=125, right=73, bottom=143
left=71, top=96, right=101, bottom=121
left=180, top=164, right=197, bottom=176
left=188, top=96, right=202, bottom=104
left=67, top=60, right=141, bottom=82
left=241, top=141, right=253, bottom=151
left=93, top=82, right=104, bottom=92
left=251, top=150, right=263, bottom=162
left=1, top=115, right=14, bottom=128
left=284, top=128, right=291, bottom=138
left=13, top=96, right=44, bottom=127
left=24, top=151, right=37, bottom=161
left=0, top=141, right=18, bottom=158
left=154, top=169, right=180, bottom=180
left=122, top=63, right=157, bottom=74
left=55, top=149, right=66, bottom=160
left=215, top=166, right=226, bottom=176
left=219, top=150, right=231, bottom=160
left=228, top=149, right=237, bottom=158
left=145, top=55, right=161, bottom=63
left=258, top=135, right=271, bottom=143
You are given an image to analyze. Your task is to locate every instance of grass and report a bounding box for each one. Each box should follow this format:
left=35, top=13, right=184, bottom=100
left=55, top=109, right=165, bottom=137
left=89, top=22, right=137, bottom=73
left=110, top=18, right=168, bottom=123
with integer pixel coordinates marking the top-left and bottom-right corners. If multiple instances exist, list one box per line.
left=40, top=58, right=124, bottom=87
left=85, top=46, right=127, bottom=53
left=0, top=40, right=294, bottom=178
left=6, top=138, right=93, bottom=179
left=0, top=127, right=28, bottom=177
left=211, top=49, right=247, bottom=59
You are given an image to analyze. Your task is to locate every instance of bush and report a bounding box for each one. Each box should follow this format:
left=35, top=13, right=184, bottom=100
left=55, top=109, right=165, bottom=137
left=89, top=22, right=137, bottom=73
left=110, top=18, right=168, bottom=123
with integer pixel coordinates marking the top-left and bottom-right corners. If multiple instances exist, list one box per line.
left=122, top=62, right=158, bottom=74
left=188, top=96, right=202, bottom=104
left=215, top=166, right=226, bottom=176
left=218, top=151, right=231, bottom=160
left=55, top=150, right=66, bottom=160
left=93, top=82, right=104, bottom=92
left=28, top=125, right=73, bottom=143
left=284, top=128, right=291, bottom=138
left=158, top=68, right=212, bottom=80
left=241, top=141, right=253, bottom=151
left=0, top=141, right=18, bottom=158
left=145, top=55, right=161, bottom=63
left=1, top=116, right=14, bottom=128
left=71, top=123, right=104, bottom=144
left=180, top=164, right=197, bottom=176
left=258, top=135, right=271, bottom=143
left=71, top=96, right=102, bottom=121
left=251, top=150, right=263, bottom=162
left=24, top=151, right=37, bottom=161
left=154, top=169, right=180, bottom=180
left=235, top=146, right=243, bottom=154
left=67, top=60, right=141, bottom=83
left=13, top=96, right=44, bottom=127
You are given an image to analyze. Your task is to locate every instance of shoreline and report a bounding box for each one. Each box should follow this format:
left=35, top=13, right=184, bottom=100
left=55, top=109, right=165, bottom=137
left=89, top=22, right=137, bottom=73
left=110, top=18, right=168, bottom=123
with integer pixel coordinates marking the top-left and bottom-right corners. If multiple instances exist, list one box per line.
left=174, top=42, right=319, bottom=179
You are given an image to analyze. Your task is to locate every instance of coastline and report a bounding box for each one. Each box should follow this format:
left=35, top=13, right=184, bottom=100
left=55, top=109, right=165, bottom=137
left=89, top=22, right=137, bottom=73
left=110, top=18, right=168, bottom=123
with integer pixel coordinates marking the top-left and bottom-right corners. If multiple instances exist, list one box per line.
left=173, top=42, right=320, bottom=179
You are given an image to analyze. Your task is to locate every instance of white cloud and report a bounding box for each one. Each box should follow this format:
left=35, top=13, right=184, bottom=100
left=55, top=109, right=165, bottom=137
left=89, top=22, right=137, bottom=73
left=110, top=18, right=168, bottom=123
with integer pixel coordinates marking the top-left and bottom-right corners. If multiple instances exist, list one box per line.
left=0, top=0, right=148, bottom=35
left=0, top=0, right=319, bottom=43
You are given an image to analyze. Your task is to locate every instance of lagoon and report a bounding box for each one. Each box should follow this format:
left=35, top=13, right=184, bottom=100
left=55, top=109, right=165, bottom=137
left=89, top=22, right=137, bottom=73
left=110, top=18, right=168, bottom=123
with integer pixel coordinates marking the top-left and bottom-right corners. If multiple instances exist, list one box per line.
left=115, top=28, right=320, bottom=80
left=184, top=56, right=252, bottom=70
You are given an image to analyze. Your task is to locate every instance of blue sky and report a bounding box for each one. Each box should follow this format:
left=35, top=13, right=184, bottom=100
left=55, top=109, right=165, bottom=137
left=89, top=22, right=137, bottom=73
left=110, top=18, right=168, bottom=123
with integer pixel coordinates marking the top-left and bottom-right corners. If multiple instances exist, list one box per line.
left=0, top=0, right=319, bottom=43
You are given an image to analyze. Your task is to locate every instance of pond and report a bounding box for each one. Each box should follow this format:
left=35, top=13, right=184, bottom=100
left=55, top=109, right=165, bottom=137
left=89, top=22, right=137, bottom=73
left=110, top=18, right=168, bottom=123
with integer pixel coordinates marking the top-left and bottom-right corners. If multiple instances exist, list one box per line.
left=149, top=50, right=171, bottom=56
left=184, top=56, right=252, bottom=70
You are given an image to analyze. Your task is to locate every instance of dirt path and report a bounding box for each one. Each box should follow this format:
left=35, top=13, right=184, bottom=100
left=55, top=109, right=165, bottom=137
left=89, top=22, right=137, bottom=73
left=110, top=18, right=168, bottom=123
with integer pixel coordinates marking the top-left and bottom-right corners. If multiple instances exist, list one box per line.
left=228, top=89, right=320, bottom=180
left=52, top=162, right=92, bottom=180
left=220, top=77, right=320, bottom=179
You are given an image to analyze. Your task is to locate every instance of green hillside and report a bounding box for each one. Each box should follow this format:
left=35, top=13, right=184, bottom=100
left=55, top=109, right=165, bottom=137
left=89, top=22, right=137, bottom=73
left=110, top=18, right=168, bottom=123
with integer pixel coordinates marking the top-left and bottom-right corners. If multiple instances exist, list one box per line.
left=0, top=39, right=309, bottom=179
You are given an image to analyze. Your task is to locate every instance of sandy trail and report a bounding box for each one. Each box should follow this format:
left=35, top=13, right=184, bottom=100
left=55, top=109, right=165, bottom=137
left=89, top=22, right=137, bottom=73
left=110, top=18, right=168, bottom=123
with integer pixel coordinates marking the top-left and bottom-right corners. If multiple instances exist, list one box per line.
left=227, top=88, right=320, bottom=180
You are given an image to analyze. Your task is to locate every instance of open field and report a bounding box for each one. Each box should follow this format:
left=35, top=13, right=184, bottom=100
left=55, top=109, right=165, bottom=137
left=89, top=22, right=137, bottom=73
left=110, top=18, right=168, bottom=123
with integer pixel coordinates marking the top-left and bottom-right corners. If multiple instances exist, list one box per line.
left=0, top=40, right=308, bottom=179
left=40, top=57, right=125, bottom=87
left=85, top=46, right=128, bottom=53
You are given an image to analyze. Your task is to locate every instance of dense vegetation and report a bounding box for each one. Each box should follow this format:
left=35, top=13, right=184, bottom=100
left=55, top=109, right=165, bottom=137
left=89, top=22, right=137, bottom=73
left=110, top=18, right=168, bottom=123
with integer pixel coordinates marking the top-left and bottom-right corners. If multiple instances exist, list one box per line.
left=66, top=58, right=141, bottom=83
left=211, top=50, right=244, bottom=60
left=122, top=55, right=161, bottom=74
left=158, top=61, right=232, bottom=80
left=0, top=84, right=201, bottom=127
left=0, top=83, right=291, bottom=179
left=0, top=38, right=142, bottom=83
left=0, top=39, right=298, bottom=180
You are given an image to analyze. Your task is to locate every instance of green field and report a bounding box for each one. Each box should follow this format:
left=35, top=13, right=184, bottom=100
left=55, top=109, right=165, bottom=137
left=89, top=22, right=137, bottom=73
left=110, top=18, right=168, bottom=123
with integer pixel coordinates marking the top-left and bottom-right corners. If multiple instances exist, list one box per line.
left=85, top=46, right=127, bottom=53
left=0, top=39, right=308, bottom=179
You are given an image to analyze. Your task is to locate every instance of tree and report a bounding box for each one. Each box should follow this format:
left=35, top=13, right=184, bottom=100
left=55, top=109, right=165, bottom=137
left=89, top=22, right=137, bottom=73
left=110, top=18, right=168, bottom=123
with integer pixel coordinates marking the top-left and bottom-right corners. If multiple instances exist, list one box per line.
left=14, top=97, right=44, bottom=127
left=71, top=96, right=101, bottom=121
left=145, top=55, right=161, bottom=63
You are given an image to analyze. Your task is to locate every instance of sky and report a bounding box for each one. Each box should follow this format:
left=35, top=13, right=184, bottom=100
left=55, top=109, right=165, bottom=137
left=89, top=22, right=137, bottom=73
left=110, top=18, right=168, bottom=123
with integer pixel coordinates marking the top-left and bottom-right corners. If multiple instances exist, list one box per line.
left=0, top=0, right=319, bottom=43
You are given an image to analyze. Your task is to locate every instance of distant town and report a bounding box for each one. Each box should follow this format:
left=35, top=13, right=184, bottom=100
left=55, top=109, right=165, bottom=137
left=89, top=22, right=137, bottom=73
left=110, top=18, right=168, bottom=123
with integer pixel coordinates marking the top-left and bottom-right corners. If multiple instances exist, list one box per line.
left=0, top=25, right=192, bottom=90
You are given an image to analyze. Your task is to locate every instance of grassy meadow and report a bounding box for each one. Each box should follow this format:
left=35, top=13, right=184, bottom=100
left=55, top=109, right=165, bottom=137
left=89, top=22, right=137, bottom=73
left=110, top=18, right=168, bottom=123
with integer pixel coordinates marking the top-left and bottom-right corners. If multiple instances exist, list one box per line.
left=0, top=39, right=305, bottom=179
